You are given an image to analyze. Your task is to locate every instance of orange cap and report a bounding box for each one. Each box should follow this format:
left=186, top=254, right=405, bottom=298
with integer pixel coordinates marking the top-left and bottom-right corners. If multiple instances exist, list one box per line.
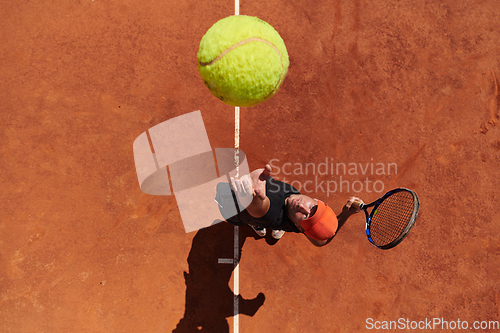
left=300, top=201, right=338, bottom=241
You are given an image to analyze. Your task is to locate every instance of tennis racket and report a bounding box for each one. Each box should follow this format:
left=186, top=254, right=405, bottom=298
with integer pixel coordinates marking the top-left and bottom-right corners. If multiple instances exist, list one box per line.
left=353, top=188, right=419, bottom=249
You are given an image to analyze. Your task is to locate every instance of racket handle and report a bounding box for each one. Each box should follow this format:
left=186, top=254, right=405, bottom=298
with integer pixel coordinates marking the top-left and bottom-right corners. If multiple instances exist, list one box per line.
left=351, top=200, right=364, bottom=210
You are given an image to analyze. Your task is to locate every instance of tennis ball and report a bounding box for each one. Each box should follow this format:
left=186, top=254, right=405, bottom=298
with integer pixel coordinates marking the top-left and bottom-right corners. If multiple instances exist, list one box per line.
left=197, top=15, right=289, bottom=107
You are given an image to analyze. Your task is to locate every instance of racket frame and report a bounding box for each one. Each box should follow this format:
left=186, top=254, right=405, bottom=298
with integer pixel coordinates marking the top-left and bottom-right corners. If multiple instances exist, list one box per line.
left=359, top=188, right=419, bottom=249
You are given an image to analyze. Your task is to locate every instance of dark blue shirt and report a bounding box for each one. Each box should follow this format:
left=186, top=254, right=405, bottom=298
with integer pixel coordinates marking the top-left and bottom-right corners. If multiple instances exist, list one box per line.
left=226, top=177, right=301, bottom=233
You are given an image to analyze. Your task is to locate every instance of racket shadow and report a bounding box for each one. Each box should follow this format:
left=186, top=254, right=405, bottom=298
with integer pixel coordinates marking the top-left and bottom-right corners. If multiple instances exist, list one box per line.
left=173, top=222, right=265, bottom=332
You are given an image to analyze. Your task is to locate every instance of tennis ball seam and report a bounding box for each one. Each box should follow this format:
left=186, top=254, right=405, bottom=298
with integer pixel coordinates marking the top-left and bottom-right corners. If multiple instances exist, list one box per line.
left=198, top=37, right=285, bottom=100
left=198, top=37, right=282, bottom=66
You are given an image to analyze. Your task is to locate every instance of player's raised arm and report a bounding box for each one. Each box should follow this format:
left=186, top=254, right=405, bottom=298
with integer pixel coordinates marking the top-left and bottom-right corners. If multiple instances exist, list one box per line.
left=230, top=165, right=272, bottom=218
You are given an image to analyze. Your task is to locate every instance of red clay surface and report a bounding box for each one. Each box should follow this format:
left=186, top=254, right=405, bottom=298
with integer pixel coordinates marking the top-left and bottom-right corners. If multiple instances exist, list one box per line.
left=1, top=0, right=499, bottom=332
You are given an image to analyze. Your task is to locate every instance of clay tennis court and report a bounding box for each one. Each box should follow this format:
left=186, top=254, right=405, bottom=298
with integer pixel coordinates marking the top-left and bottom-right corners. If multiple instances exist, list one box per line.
left=1, top=0, right=499, bottom=332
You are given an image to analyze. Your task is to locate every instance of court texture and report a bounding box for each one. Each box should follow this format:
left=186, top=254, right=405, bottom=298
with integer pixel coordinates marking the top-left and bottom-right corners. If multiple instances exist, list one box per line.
left=1, top=0, right=499, bottom=332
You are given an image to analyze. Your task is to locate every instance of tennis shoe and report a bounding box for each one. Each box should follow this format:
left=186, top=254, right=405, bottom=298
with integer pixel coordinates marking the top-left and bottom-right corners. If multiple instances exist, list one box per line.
left=271, top=230, right=285, bottom=240
left=250, top=225, right=266, bottom=237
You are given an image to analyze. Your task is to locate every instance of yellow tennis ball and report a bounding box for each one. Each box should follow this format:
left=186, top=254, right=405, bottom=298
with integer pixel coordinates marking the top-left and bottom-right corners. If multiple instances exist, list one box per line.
left=197, top=15, right=289, bottom=107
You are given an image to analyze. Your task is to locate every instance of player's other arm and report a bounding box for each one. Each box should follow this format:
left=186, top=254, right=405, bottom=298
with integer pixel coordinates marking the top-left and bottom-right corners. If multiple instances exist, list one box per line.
left=230, top=165, right=272, bottom=218
left=245, top=193, right=270, bottom=218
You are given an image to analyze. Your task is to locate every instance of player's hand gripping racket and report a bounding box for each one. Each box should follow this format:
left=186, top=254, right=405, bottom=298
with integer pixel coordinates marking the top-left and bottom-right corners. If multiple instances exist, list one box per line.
left=352, top=188, right=419, bottom=249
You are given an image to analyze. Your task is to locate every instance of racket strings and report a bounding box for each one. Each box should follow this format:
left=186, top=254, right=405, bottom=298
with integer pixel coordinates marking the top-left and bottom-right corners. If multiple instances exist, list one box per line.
left=369, top=191, right=415, bottom=246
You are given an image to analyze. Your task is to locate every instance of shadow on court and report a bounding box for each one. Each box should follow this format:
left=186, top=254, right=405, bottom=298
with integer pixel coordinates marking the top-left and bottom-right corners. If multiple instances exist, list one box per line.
left=173, top=222, right=266, bottom=332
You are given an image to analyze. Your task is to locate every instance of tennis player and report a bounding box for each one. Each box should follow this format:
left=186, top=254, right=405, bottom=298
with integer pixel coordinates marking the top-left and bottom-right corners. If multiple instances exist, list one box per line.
left=224, top=164, right=362, bottom=246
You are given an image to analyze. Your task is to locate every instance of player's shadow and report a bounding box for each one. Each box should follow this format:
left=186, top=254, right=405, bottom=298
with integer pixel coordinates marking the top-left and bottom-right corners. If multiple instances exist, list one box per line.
left=173, top=222, right=265, bottom=332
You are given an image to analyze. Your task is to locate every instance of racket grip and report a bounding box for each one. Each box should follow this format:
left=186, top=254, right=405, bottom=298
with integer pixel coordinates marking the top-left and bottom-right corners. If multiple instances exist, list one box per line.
left=351, top=200, right=364, bottom=210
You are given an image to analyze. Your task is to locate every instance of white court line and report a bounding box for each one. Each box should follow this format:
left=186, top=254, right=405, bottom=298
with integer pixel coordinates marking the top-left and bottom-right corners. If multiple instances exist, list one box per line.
left=234, top=2, right=240, bottom=332
left=234, top=106, right=240, bottom=333
left=218, top=258, right=234, bottom=264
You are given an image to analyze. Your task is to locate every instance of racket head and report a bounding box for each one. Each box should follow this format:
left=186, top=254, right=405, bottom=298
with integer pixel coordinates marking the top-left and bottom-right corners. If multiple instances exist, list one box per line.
left=364, top=188, right=419, bottom=249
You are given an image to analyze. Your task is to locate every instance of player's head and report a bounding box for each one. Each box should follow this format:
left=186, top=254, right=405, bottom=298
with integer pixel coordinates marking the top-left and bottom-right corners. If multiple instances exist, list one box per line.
left=285, top=194, right=318, bottom=224
left=285, top=194, right=338, bottom=240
